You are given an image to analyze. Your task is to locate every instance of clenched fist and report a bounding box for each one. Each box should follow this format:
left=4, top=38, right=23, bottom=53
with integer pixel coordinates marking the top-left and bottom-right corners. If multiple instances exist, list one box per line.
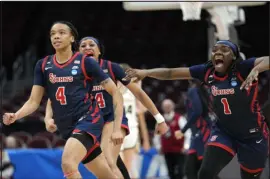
left=3, top=113, right=17, bottom=125
left=45, top=118, right=58, bottom=133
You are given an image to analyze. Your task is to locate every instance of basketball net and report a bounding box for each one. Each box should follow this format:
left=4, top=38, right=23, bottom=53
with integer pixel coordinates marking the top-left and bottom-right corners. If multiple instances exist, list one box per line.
left=179, top=2, right=203, bottom=21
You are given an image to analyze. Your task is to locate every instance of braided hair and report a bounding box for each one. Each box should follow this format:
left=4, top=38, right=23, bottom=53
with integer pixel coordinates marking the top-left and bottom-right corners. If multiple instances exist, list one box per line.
left=50, top=21, right=79, bottom=51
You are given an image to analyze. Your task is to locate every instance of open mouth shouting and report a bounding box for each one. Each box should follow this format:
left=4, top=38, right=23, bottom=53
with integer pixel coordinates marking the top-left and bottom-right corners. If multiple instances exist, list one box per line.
left=214, top=54, right=225, bottom=69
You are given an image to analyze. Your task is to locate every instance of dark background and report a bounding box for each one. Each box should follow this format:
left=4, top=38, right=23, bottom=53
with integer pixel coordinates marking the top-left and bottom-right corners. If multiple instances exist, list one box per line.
left=2, top=2, right=269, bottom=76
left=2, top=1, right=269, bottom=132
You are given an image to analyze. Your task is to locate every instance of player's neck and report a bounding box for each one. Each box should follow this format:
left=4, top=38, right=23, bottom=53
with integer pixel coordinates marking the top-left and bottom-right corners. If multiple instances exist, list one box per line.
left=55, top=48, right=73, bottom=64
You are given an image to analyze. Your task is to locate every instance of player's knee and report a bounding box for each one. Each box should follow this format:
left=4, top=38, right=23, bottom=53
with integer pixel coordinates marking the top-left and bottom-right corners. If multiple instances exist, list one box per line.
left=61, top=157, right=78, bottom=172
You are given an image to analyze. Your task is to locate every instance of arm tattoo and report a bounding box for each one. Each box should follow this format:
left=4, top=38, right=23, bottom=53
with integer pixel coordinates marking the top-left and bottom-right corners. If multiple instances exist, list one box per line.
left=100, top=78, right=110, bottom=86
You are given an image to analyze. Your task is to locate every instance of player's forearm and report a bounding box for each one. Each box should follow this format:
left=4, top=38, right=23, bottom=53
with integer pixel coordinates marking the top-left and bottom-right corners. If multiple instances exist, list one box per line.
left=112, top=90, right=124, bottom=131
left=45, top=99, right=53, bottom=121
left=138, top=113, right=150, bottom=144
left=15, top=99, right=40, bottom=120
left=254, top=56, right=269, bottom=73
left=146, top=67, right=191, bottom=80
left=133, top=90, right=159, bottom=116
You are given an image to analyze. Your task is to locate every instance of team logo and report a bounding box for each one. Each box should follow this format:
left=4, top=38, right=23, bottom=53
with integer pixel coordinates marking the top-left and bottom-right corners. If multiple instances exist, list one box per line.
left=74, top=60, right=80, bottom=64
left=230, top=77, right=238, bottom=87
left=210, top=135, right=218, bottom=141
left=72, top=66, right=79, bottom=70
left=211, top=86, right=235, bottom=96
left=49, top=73, right=73, bottom=83
left=71, top=70, right=77, bottom=75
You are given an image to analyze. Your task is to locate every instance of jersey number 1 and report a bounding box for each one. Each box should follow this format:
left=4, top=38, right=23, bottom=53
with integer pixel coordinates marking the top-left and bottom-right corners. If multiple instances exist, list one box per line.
left=56, top=87, right=67, bottom=105
left=221, top=98, right=232, bottom=115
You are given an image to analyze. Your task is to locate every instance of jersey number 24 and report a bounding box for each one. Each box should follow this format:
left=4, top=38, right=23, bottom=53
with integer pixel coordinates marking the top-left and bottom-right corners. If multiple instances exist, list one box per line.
left=95, top=92, right=106, bottom=108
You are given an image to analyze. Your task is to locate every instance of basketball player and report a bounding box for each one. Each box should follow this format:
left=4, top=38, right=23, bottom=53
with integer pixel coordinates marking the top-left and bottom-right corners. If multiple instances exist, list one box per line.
left=175, top=79, right=213, bottom=179
left=118, top=63, right=151, bottom=178
left=45, top=36, right=168, bottom=179
left=3, top=21, right=124, bottom=179
left=124, top=40, right=269, bottom=179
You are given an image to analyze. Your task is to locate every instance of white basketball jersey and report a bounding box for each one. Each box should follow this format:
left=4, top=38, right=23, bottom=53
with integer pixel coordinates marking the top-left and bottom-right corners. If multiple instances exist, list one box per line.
left=122, top=88, right=138, bottom=128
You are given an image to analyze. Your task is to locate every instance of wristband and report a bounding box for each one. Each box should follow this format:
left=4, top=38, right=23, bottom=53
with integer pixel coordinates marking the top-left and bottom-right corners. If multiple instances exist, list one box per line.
left=154, top=113, right=165, bottom=124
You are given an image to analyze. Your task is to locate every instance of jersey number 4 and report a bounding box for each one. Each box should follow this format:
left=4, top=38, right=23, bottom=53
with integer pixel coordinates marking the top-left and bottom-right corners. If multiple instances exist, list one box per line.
left=221, top=98, right=232, bottom=115
left=56, top=87, right=67, bottom=105
left=95, top=92, right=106, bottom=108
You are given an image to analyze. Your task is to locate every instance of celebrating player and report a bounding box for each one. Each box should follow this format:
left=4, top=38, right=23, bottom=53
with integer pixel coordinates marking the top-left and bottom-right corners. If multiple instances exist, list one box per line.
left=125, top=40, right=269, bottom=179
left=3, top=21, right=124, bottom=179
left=45, top=36, right=168, bottom=178
left=175, top=79, right=213, bottom=179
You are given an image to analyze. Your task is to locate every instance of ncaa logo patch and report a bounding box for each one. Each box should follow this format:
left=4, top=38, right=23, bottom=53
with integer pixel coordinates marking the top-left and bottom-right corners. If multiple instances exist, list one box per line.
left=210, top=135, right=218, bottom=142
left=71, top=70, right=77, bottom=75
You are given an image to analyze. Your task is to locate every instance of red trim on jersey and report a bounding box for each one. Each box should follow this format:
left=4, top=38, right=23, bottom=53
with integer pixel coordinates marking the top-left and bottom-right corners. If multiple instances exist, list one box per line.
left=204, top=68, right=212, bottom=83
left=240, top=165, right=263, bottom=174
left=81, top=55, right=93, bottom=88
left=41, top=56, right=49, bottom=73
left=207, top=142, right=235, bottom=156
left=213, top=73, right=228, bottom=81
left=188, top=149, right=196, bottom=155
left=198, top=156, right=203, bottom=160
left=108, top=61, right=116, bottom=82
left=237, top=72, right=244, bottom=82
left=53, top=52, right=79, bottom=69
left=91, top=104, right=100, bottom=123
left=121, top=124, right=130, bottom=135
left=203, top=129, right=211, bottom=142
left=73, top=129, right=81, bottom=133
left=250, top=83, right=258, bottom=113
left=99, top=59, right=104, bottom=68
left=82, top=142, right=99, bottom=161
left=84, top=93, right=89, bottom=103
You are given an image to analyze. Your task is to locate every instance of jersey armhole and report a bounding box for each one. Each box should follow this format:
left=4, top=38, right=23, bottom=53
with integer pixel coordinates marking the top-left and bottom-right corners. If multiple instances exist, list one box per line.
left=81, top=55, right=92, bottom=81
left=41, top=56, right=49, bottom=73
left=204, top=68, right=213, bottom=84
left=107, top=61, right=116, bottom=83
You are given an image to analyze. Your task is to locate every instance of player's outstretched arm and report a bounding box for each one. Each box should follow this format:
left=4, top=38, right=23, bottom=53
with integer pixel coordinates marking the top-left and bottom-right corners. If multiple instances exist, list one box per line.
left=126, top=82, right=168, bottom=135
left=101, top=78, right=124, bottom=144
left=241, top=56, right=269, bottom=90
left=124, top=67, right=192, bottom=81
left=253, top=56, right=270, bottom=73
left=3, top=85, right=44, bottom=125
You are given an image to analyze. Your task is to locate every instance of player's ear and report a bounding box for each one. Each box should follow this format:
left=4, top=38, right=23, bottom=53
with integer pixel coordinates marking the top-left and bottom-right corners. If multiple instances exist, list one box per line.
left=71, top=36, right=75, bottom=43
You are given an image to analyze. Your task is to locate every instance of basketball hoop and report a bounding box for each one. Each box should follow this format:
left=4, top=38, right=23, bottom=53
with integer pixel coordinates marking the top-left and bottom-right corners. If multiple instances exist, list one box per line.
left=180, top=2, right=203, bottom=21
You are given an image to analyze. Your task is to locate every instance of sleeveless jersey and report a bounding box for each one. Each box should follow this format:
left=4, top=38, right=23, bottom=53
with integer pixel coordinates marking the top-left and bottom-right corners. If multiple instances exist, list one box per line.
left=34, top=52, right=108, bottom=138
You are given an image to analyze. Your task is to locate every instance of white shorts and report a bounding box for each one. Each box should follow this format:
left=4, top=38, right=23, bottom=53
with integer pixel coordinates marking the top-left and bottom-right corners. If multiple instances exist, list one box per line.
left=121, top=127, right=139, bottom=150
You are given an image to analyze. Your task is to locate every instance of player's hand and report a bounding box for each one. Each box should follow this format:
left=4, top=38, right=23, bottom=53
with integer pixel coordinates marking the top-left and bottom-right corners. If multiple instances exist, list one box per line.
left=240, top=69, right=259, bottom=90
left=174, top=130, right=184, bottom=140
left=142, top=141, right=151, bottom=151
left=155, top=122, right=169, bottom=135
left=2, top=113, right=17, bottom=125
left=45, top=118, right=58, bottom=133
left=111, top=130, right=124, bottom=145
left=123, top=68, right=148, bottom=82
